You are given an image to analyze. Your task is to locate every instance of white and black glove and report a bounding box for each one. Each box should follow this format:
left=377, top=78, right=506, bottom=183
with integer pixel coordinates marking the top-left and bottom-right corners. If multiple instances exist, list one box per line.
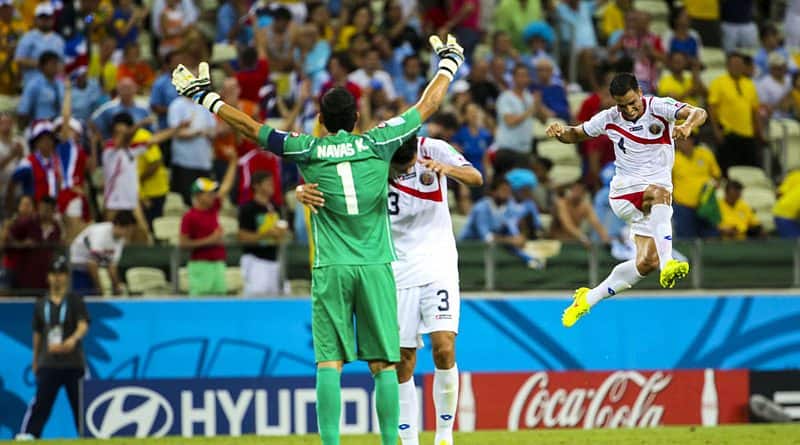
left=429, top=34, right=465, bottom=81
left=171, top=62, right=225, bottom=113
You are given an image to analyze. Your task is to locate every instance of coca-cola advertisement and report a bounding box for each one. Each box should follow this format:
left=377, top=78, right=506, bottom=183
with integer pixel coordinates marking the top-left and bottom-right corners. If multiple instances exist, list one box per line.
left=423, top=369, right=749, bottom=430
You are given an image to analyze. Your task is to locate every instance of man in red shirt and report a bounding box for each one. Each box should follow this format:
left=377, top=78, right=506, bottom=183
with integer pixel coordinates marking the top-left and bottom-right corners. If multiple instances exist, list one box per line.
left=179, top=148, right=237, bottom=296
left=234, top=46, right=269, bottom=104
left=576, top=72, right=616, bottom=189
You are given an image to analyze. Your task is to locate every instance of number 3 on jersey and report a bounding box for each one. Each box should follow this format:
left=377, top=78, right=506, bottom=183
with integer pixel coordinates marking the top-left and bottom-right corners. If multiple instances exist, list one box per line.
left=336, top=162, right=359, bottom=215
left=388, top=191, right=399, bottom=215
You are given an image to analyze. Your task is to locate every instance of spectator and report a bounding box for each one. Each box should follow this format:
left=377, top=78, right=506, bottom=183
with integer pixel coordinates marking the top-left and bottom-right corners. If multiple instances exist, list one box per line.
left=459, top=176, right=541, bottom=267
left=335, top=3, right=374, bottom=51
left=0, top=0, right=26, bottom=94
left=489, top=56, right=511, bottom=90
left=150, top=51, right=182, bottom=132
left=452, top=103, right=492, bottom=187
left=69, top=210, right=137, bottom=296
left=685, top=0, right=721, bottom=48
left=237, top=171, right=291, bottom=296
left=234, top=45, right=270, bottom=104
left=468, top=59, right=501, bottom=116
left=522, top=21, right=562, bottom=86
left=721, top=0, right=758, bottom=52
left=754, top=23, right=798, bottom=78
left=15, top=256, right=88, bottom=440
left=136, top=126, right=171, bottom=231
left=506, top=167, right=544, bottom=239
left=151, top=0, right=199, bottom=44
left=755, top=53, right=792, bottom=119
left=179, top=150, right=237, bottom=296
left=89, top=38, right=118, bottom=95
left=157, top=0, right=199, bottom=57
left=103, top=113, right=181, bottom=219
left=494, top=0, right=544, bottom=51
left=0, top=113, right=25, bottom=217
left=7, top=121, right=60, bottom=212
left=2, top=195, right=42, bottom=291
left=308, top=2, right=334, bottom=44
left=774, top=170, right=800, bottom=238
left=349, top=47, right=398, bottom=104
left=549, top=181, right=611, bottom=248
left=292, top=23, right=331, bottom=94
left=718, top=180, right=762, bottom=240
left=14, top=3, right=64, bottom=86
left=116, top=42, right=156, bottom=90
left=608, top=10, right=665, bottom=94
left=320, top=53, right=362, bottom=103
left=593, top=162, right=626, bottom=241
left=786, top=0, right=800, bottom=49
left=657, top=51, right=706, bottom=106
left=379, top=0, right=420, bottom=52
left=488, top=30, right=521, bottom=76
left=556, top=0, right=600, bottom=90
left=600, top=0, right=632, bottom=41
left=110, top=0, right=147, bottom=51
left=69, top=68, right=104, bottom=125
left=495, top=65, right=542, bottom=176
left=213, top=78, right=260, bottom=180
left=395, top=54, right=425, bottom=107
left=236, top=146, right=282, bottom=206
left=168, top=94, right=216, bottom=206
left=672, top=137, right=722, bottom=238
left=530, top=58, right=570, bottom=122
left=90, top=77, right=149, bottom=140
left=530, top=156, right=554, bottom=212
left=439, top=0, right=480, bottom=60
left=707, top=52, right=761, bottom=174
left=664, top=7, right=703, bottom=65
left=216, top=0, right=252, bottom=46
left=260, top=6, right=293, bottom=72
left=17, top=51, right=64, bottom=125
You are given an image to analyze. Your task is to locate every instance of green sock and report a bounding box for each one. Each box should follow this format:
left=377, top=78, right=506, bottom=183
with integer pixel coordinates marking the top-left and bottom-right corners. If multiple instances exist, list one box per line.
left=374, top=369, right=400, bottom=445
left=316, top=367, right=341, bottom=445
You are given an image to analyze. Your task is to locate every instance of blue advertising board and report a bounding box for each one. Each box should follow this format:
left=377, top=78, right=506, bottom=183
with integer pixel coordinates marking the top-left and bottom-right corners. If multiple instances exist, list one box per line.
left=1, top=295, right=800, bottom=438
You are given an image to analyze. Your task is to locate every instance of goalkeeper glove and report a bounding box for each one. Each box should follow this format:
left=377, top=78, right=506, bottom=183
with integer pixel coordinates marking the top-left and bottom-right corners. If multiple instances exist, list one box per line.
left=171, top=62, right=225, bottom=114
left=429, top=34, right=465, bottom=81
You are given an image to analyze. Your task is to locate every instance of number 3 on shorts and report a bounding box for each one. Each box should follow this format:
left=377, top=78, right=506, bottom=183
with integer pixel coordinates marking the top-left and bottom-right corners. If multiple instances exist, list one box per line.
left=437, top=289, right=449, bottom=311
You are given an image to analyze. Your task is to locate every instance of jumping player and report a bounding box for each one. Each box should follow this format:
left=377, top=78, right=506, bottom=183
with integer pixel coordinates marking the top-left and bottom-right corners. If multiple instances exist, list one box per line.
left=171, top=36, right=465, bottom=445
left=545, top=73, right=707, bottom=327
left=298, top=135, right=483, bottom=445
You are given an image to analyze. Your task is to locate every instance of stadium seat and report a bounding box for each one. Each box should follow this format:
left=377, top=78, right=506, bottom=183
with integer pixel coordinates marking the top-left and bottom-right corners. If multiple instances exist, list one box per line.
left=220, top=198, right=238, bottom=219
left=523, top=239, right=562, bottom=259
left=533, top=118, right=565, bottom=140
left=225, top=267, right=244, bottom=295
left=288, top=279, right=311, bottom=296
left=126, top=267, right=172, bottom=295
left=153, top=216, right=182, bottom=245
left=0, top=95, right=19, bottom=113
left=635, top=0, right=668, bottom=18
left=742, top=187, right=777, bottom=213
left=549, top=165, right=582, bottom=187
left=728, top=166, right=774, bottom=189
left=218, top=215, right=239, bottom=237
left=538, top=213, right=553, bottom=233
left=537, top=139, right=581, bottom=166
left=163, top=192, right=187, bottom=216
left=451, top=213, right=468, bottom=237
left=757, top=210, right=776, bottom=233
left=700, top=68, right=726, bottom=87
left=211, top=42, right=237, bottom=64
left=701, top=48, right=726, bottom=70
left=567, top=91, right=589, bottom=116
left=98, top=268, right=112, bottom=297
left=178, top=267, right=189, bottom=294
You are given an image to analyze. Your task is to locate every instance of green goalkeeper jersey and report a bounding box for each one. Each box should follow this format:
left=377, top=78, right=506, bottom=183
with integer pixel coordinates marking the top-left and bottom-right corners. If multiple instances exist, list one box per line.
left=257, top=108, right=422, bottom=267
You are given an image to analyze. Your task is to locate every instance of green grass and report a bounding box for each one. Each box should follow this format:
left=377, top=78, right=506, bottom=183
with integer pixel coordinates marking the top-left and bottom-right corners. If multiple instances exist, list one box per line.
left=15, top=425, right=800, bottom=445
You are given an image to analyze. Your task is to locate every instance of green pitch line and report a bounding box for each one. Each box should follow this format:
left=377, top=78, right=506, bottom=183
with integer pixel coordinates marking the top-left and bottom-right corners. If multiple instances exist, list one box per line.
left=17, top=424, right=800, bottom=445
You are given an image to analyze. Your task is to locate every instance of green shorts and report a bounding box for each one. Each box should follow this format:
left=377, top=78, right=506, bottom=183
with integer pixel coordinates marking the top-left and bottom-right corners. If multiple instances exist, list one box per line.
left=187, top=261, right=227, bottom=296
left=311, top=263, right=399, bottom=363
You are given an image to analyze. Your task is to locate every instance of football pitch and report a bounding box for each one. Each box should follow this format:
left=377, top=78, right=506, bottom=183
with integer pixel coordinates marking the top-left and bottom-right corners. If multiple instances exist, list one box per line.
left=23, top=425, right=800, bottom=445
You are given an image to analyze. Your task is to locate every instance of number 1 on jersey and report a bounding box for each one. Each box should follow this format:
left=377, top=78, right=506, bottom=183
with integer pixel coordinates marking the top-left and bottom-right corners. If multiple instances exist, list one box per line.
left=336, top=161, right=359, bottom=215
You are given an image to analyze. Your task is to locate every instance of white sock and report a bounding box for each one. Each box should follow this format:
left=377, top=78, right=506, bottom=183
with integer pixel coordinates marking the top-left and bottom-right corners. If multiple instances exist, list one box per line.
left=649, top=204, right=674, bottom=269
left=434, top=365, right=459, bottom=443
left=398, top=378, right=419, bottom=445
left=586, top=260, right=644, bottom=306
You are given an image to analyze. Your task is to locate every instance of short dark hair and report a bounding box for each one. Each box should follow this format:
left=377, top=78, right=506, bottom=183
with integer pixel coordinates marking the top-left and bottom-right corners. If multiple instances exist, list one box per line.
left=272, top=6, right=291, bottom=21
left=320, top=87, right=358, bottom=132
left=124, top=41, right=139, bottom=54
left=726, top=180, right=744, bottom=192
left=112, top=210, right=137, bottom=226
left=240, top=46, right=258, bottom=68
left=251, top=171, right=273, bottom=188
left=328, top=52, right=354, bottom=72
left=536, top=157, right=554, bottom=172
left=430, top=112, right=459, bottom=131
left=38, top=51, right=60, bottom=68
left=39, top=196, right=56, bottom=207
left=760, top=22, right=779, bottom=40
left=402, top=54, right=420, bottom=68
left=489, top=176, right=510, bottom=192
left=111, top=112, right=134, bottom=128
left=609, top=72, right=640, bottom=97
left=391, top=136, right=417, bottom=166
left=512, top=64, right=529, bottom=76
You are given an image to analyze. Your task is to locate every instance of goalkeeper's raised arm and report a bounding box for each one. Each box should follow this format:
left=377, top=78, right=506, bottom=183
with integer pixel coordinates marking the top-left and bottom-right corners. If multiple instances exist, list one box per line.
left=170, top=34, right=465, bottom=152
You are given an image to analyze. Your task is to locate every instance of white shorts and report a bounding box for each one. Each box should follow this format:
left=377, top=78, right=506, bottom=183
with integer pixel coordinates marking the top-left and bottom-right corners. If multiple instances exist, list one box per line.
left=608, top=177, right=671, bottom=238
left=241, top=254, right=281, bottom=296
left=397, top=277, right=460, bottom=349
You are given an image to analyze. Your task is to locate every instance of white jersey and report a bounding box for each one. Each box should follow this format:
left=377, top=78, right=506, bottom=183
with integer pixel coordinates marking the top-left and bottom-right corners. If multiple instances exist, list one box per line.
left=582, top=95, right=686, bottom=189
left=390, top=137, right=471, bottom=289
left=69, top=222, right=125, bottom=268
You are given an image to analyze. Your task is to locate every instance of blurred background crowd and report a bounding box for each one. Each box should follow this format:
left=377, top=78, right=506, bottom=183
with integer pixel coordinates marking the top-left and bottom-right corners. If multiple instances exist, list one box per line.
left=1, top=0, right=800, bottom=297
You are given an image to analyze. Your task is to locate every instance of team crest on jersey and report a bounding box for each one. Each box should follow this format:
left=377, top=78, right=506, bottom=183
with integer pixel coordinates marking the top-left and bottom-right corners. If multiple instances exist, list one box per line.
left=290, top=131, right=299, bottom=137
left=420, top=171, right=436, bottom=185
left=649, top=123, right=663, bottom=135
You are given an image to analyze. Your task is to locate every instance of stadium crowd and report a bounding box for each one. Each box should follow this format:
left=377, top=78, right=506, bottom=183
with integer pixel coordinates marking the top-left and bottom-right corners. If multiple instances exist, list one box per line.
left=1, top=0, right=800, bottom=296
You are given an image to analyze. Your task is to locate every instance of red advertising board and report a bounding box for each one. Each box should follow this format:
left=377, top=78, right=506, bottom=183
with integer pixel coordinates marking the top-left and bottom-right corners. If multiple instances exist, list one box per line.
left=423, top=369, right=749, bottom=430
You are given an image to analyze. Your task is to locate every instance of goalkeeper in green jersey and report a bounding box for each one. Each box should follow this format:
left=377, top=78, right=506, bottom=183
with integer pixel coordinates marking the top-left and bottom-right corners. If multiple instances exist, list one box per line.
left=171, top=35, right=465, bottom=445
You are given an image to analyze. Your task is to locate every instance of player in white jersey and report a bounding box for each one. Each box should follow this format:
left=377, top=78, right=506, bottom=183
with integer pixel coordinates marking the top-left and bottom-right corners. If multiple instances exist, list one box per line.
left=297, top=135, right=482, bottom=445
left=545, top=73, right=707, bottom=327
